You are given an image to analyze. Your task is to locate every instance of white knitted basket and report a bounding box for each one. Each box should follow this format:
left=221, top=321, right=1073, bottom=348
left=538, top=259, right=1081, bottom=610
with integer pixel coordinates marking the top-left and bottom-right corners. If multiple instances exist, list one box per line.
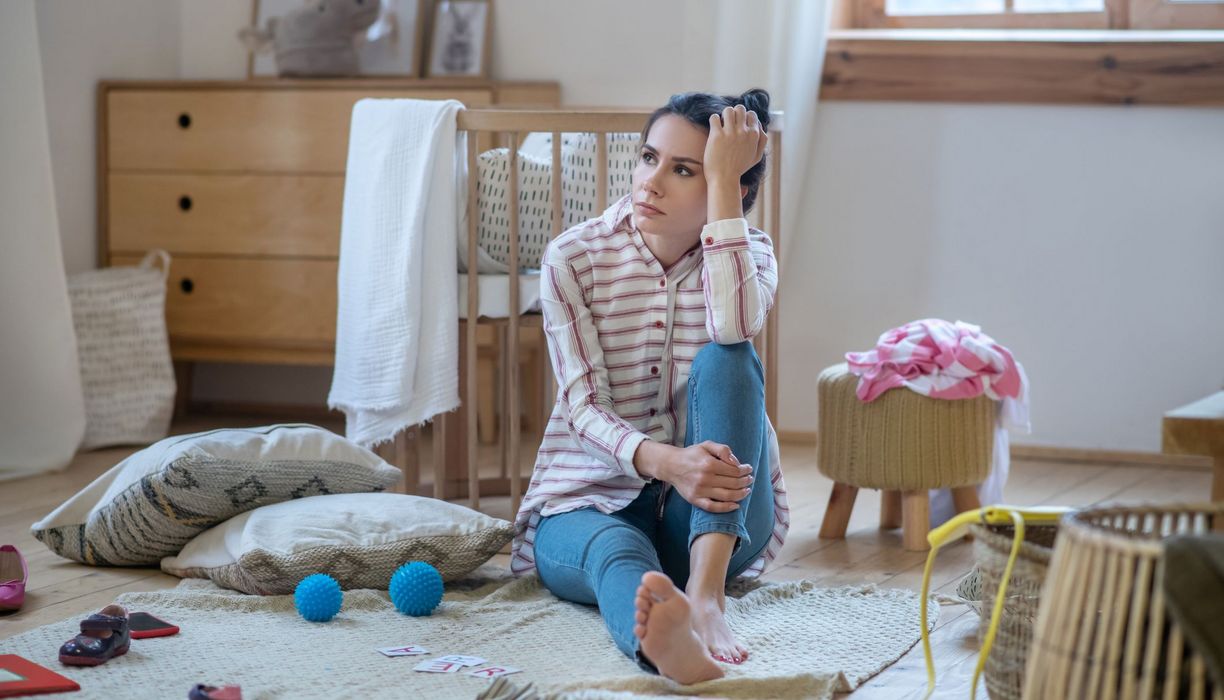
left=67, top=250, right=176, bottom=450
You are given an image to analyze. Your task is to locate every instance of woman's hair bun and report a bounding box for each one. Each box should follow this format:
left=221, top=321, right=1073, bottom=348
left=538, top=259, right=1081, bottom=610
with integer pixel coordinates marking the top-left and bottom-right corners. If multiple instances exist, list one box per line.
left=738, top=88, right=771, bottom=129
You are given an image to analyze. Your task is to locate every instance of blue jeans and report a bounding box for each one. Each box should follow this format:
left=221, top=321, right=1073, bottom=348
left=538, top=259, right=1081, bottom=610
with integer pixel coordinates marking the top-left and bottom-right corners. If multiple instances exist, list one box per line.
left=533, top=342, right=775, bottom=669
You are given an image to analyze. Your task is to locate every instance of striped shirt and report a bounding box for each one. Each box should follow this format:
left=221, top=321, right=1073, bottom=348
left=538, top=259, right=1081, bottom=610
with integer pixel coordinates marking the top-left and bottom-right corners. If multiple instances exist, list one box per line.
left=510, top=193, right=790, bottom=577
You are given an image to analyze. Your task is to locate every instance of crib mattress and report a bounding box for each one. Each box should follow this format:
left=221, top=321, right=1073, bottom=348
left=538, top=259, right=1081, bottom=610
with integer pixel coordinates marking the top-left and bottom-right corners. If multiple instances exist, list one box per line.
left=457, top=272, right=542, bottom=319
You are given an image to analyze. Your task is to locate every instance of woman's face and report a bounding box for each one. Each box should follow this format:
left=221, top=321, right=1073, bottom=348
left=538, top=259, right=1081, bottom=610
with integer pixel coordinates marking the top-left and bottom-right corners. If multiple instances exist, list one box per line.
left=630, top=114, right=710, bottom=239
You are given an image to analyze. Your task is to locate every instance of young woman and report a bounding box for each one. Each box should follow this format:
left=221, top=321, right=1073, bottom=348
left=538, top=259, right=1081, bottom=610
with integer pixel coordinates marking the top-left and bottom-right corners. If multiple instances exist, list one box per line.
left=509, top=89, right=789, bottom=685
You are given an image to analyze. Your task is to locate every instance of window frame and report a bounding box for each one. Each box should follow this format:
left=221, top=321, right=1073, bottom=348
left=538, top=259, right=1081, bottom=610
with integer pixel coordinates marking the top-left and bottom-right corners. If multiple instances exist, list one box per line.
left=849, top=0, right=1224, bottom=28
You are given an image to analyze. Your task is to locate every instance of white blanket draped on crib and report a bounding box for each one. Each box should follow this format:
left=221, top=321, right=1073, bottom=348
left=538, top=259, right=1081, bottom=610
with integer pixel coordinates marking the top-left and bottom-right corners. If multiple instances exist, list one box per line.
left=328, top=98, right=465, bottom=448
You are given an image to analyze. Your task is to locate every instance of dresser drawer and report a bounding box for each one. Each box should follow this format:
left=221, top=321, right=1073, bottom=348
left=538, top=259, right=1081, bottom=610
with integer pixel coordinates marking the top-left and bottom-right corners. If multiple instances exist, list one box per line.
left=112, top=255, right=337, bottom=348
left=109, top=173, right=343, bottom=257
left=107, top=88, right=493, bottom=172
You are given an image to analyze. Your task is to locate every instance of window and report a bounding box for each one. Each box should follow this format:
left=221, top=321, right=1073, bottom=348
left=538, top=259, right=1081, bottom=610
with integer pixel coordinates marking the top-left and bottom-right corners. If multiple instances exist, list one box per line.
left=848, top=0, right=1224, bottom=28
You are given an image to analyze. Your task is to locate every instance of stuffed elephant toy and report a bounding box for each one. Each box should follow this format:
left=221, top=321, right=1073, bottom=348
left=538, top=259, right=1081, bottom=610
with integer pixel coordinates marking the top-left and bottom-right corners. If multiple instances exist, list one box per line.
left=240, top=0, right=382, bottom=77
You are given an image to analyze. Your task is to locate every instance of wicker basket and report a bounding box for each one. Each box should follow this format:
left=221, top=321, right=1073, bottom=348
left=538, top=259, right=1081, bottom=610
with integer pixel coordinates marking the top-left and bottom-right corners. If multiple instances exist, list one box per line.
left=67, top=250, right=175, bottom=450
left=1023, top=503, right=1224, bottom=700
left=964, top=522, right=1059, bottom=700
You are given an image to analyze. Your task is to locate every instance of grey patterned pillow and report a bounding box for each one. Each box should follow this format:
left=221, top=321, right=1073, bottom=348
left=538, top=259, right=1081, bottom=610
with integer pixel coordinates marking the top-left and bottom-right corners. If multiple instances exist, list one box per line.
left=474, top=133, right=639, bottom=271
left=31, top=424, right=400, bottom=566
left=161, top=493, right=514, bottom=594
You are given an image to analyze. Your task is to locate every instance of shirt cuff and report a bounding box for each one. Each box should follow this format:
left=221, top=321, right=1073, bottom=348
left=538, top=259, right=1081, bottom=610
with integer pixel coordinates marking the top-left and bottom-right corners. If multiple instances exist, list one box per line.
left=614, top=429, right=651, bottom=480
left=701, top=218, right=751, bottom=254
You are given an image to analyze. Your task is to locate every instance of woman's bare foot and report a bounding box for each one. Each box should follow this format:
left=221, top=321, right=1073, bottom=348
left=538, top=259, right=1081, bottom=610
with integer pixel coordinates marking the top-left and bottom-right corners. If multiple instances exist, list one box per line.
left=633, top=572, right=724, bottom=685
left=688, top=591, right=749, bottom=664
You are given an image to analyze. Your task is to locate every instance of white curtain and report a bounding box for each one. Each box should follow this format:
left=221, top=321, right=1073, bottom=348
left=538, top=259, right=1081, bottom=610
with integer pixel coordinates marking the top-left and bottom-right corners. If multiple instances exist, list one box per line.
left=0, top=0, right=86, bottom=479
left=696, top=0, right=832, bottom=270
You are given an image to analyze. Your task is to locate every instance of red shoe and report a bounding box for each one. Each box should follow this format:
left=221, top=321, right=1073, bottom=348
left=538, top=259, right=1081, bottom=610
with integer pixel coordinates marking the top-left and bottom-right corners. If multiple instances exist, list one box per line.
left=0, top=545, right=27, bottom=611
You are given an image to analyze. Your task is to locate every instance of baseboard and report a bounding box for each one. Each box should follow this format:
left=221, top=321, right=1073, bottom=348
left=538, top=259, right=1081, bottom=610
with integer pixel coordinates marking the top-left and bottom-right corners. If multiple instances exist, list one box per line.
left=186, top=400, right=344, bottom=423
left=775, top=430, right=1212, bottom=471
left=777, top=430, right=817, bottom=445
left=1009, top=445, right=1211, bottom=470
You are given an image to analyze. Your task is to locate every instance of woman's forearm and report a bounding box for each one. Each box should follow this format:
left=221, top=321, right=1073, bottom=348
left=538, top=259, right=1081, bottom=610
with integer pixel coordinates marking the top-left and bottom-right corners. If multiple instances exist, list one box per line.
left=706, top=177, right=744, bottom=224
left=633, top=439, right=675, bottom=481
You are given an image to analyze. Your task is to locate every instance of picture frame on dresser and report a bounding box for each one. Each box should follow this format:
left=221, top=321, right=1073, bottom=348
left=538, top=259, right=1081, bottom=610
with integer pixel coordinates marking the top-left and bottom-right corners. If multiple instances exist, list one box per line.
left=246, top=0, right=431, bottom=79
left=424, top=0, right=492, bottom=79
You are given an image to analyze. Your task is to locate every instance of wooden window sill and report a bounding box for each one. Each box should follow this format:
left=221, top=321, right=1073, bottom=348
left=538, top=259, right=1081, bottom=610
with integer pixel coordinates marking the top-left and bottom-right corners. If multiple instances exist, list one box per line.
left=822, top=29, right=1224, bottom=104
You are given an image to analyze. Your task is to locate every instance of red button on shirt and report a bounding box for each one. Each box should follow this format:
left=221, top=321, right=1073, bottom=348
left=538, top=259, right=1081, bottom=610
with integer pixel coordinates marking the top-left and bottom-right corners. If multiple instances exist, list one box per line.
left=705, top=236, right=714, bottom=245
left=649, top=408, right=657, bottom=416
left=659, top=280, right=666, bottom=288
left=650, top=366, right=659, bottom=375
left=654, top=320, right=664, bottom=329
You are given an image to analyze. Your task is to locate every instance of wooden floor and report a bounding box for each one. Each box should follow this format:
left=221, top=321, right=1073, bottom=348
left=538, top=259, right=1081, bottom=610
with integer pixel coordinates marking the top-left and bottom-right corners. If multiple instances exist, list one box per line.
left=0, top=413, right=1212, bottom=698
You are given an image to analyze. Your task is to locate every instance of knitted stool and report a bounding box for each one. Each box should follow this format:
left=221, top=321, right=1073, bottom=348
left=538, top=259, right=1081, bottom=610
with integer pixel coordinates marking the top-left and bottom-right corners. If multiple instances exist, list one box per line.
left=817, top=362, right=995, bottom=550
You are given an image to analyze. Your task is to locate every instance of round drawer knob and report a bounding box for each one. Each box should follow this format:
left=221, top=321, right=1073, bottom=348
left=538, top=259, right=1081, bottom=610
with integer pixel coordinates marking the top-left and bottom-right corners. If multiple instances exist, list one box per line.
left=180, top=278, right=194, bottom=294
left=178, top=112, right=192, bottom=129
left=179, top=195, right=192, bottom=211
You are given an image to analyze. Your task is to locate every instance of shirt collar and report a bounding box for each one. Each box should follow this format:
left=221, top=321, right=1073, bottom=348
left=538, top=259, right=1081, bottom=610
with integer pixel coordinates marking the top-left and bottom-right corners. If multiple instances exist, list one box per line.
left=600, top=193, right=634, bottom=232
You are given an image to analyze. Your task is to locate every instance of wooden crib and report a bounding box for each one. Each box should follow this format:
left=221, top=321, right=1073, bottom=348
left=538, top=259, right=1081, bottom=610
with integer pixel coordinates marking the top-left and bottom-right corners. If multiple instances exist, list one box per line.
left=381, top=108, right=785, bottom=517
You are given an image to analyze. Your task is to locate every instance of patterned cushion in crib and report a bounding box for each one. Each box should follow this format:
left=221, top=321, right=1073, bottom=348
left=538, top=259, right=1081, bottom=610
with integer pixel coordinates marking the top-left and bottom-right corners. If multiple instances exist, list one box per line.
left=475, top=132, right=638, bottom=270
left=30, top=424, right=401, bottom=566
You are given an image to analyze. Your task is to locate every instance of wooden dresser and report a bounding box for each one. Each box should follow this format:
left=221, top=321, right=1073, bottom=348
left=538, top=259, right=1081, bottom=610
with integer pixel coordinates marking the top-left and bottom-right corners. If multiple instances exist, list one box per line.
left=99, top=79, right=559, bottom=383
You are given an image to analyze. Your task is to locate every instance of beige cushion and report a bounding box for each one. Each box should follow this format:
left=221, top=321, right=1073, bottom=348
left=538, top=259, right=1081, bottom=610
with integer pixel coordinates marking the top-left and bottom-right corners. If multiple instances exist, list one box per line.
left=817, top=363, right=994, bottom=490
left=31, top=424, right=401, bottom=566
left=161, top=492, right=514, bottom=594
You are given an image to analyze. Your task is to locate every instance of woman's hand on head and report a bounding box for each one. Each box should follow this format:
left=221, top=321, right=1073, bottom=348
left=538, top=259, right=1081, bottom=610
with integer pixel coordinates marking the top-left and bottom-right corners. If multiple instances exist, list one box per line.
left=663, top=440, right=754, bottom=513
left=703, top=104, right=768, bottom=188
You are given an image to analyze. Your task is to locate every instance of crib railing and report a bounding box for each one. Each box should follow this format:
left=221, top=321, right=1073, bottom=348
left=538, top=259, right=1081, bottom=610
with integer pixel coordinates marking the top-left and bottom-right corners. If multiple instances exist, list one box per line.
left=384, top=109, right=784, bottom=518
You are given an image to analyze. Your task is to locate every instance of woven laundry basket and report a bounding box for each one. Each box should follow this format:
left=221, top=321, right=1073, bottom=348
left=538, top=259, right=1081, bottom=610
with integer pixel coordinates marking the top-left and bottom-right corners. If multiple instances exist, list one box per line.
left=957, top=523, right=1060, bottom=700
left=1023, top=503, right=1224, bottom=700
left=816, top=362, right=995, bottom=491
left=67, top=250, right=176, bottom=450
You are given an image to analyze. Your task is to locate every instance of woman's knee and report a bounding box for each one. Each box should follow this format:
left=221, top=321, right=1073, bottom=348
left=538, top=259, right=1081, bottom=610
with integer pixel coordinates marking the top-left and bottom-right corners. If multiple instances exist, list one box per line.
left=691, top=342, right=763, bottom=388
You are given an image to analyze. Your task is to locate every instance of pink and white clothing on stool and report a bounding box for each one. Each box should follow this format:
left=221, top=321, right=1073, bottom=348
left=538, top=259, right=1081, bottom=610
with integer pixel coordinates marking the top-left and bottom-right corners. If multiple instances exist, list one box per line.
left=846, top=319, right=1030, bottom=526
left=509, top=193, right=790, bottom=578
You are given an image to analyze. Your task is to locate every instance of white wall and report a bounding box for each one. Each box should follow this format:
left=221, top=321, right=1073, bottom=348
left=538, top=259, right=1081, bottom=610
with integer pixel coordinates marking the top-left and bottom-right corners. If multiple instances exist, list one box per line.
left=33, top=1, right=1224, bottom=451
left=786, top=103, right=1224, bottom=451
left=35, top=0, right=180, bottom=275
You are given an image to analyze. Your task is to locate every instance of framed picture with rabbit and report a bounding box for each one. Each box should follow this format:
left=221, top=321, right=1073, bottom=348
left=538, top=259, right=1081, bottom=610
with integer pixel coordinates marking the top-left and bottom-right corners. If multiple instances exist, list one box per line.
left=243, top=0, right=431, bottom=78
left=424, top=0, right=492, bottom=79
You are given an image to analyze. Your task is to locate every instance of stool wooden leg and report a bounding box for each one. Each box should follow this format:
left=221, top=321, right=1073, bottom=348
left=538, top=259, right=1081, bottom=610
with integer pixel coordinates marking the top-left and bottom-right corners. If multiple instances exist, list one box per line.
left=880, top=490, right=902, bottom=530
left=951, top=485, right=982, bottom=515
left=819, top=482, right=859, bottom=539
left=902, top=490, right=930, bottom=551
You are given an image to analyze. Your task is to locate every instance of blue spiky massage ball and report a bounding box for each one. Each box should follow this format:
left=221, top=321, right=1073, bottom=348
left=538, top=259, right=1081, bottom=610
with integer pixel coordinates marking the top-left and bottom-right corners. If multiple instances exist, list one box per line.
left=294, top=573, right=342, bottom=622
left=389, top=561, right=443, bottom=616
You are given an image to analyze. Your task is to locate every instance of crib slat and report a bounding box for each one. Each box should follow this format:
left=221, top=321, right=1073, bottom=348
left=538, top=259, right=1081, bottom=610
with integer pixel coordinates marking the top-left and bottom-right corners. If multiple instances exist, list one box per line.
left=765, top=129, right=782, bottom=426
left=432, top=410, right=446, bottom=500
left=396, top=428, right=419, bottom=496
left=466, top=132, right=480, bottom=509
left=507, top=132, right=523, bottom=517
left=596, top=132, right=607, bottom=212
left=552, top=132, right=562, bottom=240
left=545, top=131, right=562, bottom=432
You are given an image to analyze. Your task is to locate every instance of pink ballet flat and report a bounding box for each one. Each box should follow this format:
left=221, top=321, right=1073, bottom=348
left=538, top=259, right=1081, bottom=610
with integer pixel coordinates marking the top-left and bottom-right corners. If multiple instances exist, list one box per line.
left=0, top=544, right=27, bottom=611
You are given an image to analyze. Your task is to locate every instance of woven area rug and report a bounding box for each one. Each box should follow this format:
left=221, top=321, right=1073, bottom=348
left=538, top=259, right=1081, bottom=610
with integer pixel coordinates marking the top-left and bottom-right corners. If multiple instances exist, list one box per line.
left=0, top=565, right=936, bottom=699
